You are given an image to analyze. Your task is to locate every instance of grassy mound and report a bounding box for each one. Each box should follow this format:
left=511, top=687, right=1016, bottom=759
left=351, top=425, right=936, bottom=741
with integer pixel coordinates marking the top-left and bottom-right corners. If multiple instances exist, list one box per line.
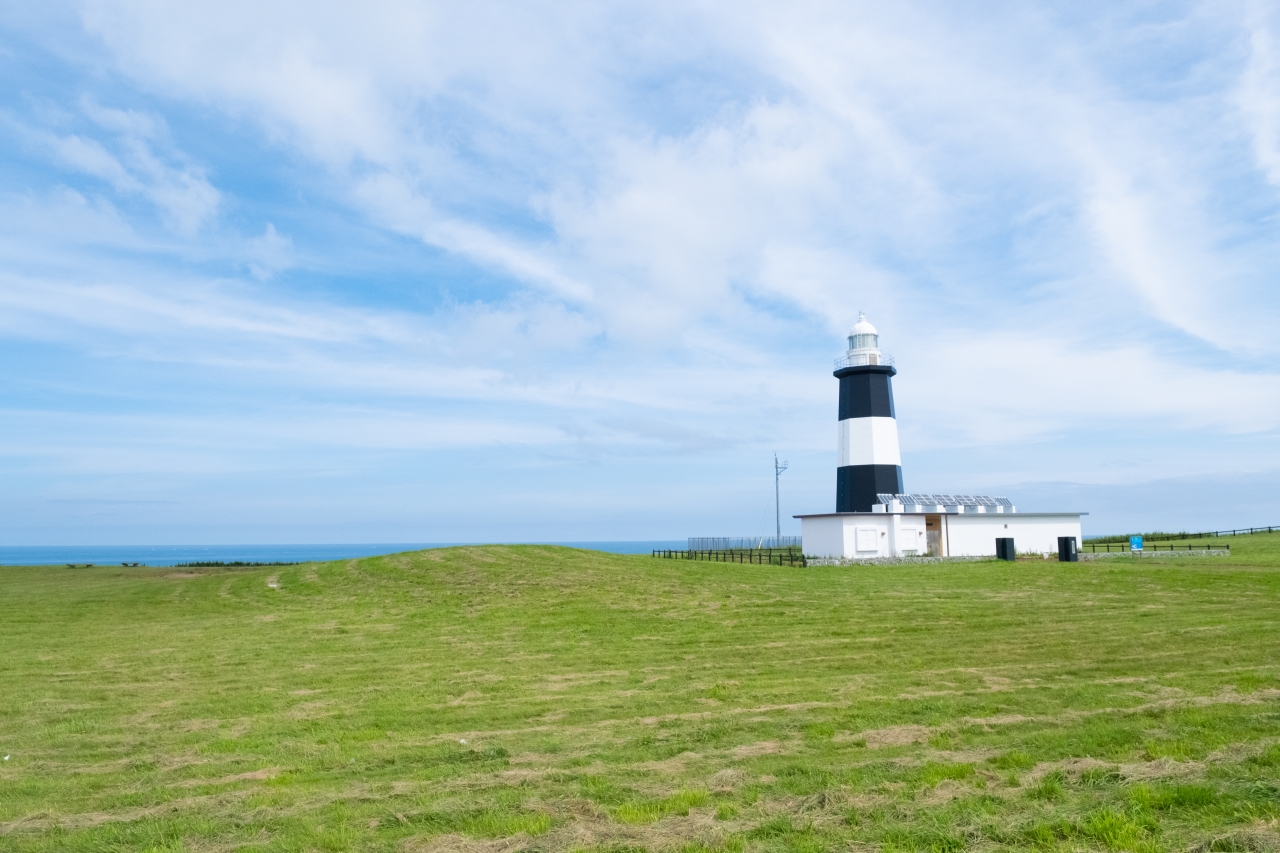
left=2, top=538, right=1279, bottom=851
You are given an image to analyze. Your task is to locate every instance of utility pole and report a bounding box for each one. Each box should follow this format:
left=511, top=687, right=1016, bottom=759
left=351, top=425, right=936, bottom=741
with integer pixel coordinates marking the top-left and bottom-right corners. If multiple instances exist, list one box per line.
left=774, top=452, right=789, bottom=542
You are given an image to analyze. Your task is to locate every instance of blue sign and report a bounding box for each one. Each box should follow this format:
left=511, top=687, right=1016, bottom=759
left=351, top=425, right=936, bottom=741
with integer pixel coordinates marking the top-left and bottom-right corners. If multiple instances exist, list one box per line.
left=1130, top=535, right=1143, bottom=552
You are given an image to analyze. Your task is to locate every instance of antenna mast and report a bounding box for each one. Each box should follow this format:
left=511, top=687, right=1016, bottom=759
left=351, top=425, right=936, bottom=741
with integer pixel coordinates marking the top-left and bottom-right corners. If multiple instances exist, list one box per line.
left=774, top=452, right=789, bottom=541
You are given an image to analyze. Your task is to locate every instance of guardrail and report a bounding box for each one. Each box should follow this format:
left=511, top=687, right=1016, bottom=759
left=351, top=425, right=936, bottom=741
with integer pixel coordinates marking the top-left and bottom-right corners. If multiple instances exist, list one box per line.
left=1087, top=525, right=1277, bottom=544
left=654, top=548, right=806, bottom=566
left=834, top=353, right=895, bottom=370
left=1082, top=543, right=1230, bottom=553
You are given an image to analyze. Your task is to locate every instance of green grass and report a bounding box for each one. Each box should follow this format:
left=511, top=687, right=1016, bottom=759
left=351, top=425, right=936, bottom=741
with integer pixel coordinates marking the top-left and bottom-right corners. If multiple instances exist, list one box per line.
left=2, top=532, right=1280, bottom=851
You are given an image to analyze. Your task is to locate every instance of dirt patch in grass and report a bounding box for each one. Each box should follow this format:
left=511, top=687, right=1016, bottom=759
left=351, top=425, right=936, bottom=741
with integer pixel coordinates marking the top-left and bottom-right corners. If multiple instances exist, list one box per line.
left=730, top=741, right=783, bottom=758
left=179, top=718, right=222, bottom=731
left=402, top=833, right=530, bottom=853
left=708, top=768, right=746, bottom=791
left=635, top=751, right=702, bottom=773
left=862, top=724, right=932, bottom=748
left=172, top=767, right=281, bottom=788
left=285, top=699, right=337, bottom=720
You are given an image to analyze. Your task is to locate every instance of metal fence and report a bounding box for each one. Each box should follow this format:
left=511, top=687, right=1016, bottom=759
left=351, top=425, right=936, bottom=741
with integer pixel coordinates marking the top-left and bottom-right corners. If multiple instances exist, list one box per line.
left=655, top=548, right=806, bottom=566
left=1144, top=525, right=1275, bottom=541
left=1082, top=543, right=1230, bottom=553
left=1087, top=525, right=1277, bottom=545
left=834, top=352, right=895, bottom=370
left=688, top=537, right=802, bottom=551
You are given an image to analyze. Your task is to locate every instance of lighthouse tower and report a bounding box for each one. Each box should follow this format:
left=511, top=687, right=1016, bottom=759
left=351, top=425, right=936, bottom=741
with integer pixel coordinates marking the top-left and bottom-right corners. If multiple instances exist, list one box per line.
left=834, top=313, right=903, bottom=512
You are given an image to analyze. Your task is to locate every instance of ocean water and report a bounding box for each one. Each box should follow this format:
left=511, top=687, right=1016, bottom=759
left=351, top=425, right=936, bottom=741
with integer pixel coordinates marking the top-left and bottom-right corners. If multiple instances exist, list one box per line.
left=0, top=541, right=689, bottom=567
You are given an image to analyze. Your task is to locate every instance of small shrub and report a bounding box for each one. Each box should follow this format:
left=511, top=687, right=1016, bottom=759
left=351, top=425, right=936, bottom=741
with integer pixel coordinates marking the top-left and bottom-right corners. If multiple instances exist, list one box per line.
left=678, top=839, right=745, bottom=853
left=1129, top=783, right=1216, bottom=811
left=803, top=722, right=837, bottom=741
left=1027, top=770, right=1065, bottom=801
left=1079, top=766, right=1123, bottom=787
left=614, top=789, right=709, bottom=825
left=928, top=732, right=956, bottom=750
left=775, top=763, right=834, bottom=794
left=614, top=802, right=664, bottom=825
left=1079, top=807, right=1156, bottom=851
left=1233, top=673, right=1275, bottom=693
left=747, top=815, right=796, bottom=839
left=1247, top=744, right=1280, bottom=767
left=1022, top=819, right=1072, bottom=846
left=579, top=775, right=631, bottom=805
left=919, top=762, right=974, bottom=787
left=881, top=826, right=966, bottom=852
left=1143, top=739, right=1200, bottom=760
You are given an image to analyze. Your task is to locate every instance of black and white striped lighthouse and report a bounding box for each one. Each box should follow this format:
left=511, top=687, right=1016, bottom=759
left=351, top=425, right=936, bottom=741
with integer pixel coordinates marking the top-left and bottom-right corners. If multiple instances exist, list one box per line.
left=834, top=313, right=903, bottom=512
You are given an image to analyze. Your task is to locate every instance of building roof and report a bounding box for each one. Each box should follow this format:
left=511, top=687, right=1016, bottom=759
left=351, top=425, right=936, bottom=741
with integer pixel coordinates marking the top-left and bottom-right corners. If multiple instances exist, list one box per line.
left=794, top=511, right=1087, bottom=518
left=877, top=493, right=1011, bottom=509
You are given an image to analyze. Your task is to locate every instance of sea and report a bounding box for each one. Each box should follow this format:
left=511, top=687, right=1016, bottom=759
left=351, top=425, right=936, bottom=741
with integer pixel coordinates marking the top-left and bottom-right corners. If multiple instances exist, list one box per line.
left=0, top=541, right=689, bottom=567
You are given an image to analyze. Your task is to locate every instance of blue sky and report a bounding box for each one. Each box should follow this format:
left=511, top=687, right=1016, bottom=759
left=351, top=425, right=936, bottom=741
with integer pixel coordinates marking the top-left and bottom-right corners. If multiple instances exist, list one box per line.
left=2, top=1, right=1279, bottom=544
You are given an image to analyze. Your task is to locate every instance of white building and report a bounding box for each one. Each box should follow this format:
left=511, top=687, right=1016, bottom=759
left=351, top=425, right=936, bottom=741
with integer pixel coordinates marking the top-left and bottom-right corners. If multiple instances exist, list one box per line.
left=799, top=495, right=1084, bottom=559
left=796, top=316, right=1084, bottom=559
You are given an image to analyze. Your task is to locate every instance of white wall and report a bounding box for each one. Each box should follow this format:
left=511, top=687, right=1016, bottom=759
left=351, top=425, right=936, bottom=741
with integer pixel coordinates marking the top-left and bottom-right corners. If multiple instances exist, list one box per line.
left=801, top=514, right=892, bottom=558
left=892, top=515, right=928, bottom=555
left=801, top=516, right=847, bottom=558
left=944, top=514, right=1082, bottom=556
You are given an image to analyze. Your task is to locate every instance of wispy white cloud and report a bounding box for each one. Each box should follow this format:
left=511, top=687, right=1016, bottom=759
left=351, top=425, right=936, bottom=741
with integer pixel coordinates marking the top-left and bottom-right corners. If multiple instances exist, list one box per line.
left=1240, top=0, right=1280, bottom=187
left=20, top=100, right=220, bottom=233
left=246, top=223, right=293, bottom=280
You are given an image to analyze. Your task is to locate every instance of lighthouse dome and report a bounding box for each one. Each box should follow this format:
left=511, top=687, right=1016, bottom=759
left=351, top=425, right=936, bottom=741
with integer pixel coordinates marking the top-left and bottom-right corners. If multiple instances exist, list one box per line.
left=850, top=313, right=878, bottom=337
left=847, top=312, right=880, bottom=352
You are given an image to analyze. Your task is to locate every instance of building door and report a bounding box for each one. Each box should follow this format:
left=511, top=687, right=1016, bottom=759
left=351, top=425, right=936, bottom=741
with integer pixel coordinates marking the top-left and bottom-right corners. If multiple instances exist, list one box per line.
left=925, top=515, right=943, bottom=557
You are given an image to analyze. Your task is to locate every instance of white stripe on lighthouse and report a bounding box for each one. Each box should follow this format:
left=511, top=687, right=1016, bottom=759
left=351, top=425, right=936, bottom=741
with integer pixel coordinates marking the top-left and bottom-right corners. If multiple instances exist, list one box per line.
left=837, top=416, right=901, bottom=467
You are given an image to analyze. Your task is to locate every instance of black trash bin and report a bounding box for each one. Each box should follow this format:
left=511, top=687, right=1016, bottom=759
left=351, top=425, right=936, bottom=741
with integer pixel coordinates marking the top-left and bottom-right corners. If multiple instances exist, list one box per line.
left=1058, top=536, right=1078, bottom=562
left=996, top=538, right=1016, bottom=561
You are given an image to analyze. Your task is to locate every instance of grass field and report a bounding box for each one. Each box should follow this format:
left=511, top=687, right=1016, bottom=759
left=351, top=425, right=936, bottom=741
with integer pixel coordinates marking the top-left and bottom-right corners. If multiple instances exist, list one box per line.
left=2, top=536, right=1280, bottom=852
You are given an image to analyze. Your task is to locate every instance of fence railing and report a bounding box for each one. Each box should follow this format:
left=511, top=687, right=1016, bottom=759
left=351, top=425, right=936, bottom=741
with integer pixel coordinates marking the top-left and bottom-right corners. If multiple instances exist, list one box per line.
left=655, top=548, right=806, bottom=566
left=1082, top=543, right=1230, bottom=553
left=1086, top=525, right=1277, bottom=545
left=834, top=352, right=895, bottom=370
left=688, top=537, right=802, bottom=551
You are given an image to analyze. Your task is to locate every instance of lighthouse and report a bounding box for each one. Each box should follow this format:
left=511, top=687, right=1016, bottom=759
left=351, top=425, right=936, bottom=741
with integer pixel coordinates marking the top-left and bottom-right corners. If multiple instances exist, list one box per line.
left=834, top=313, right=903, bottom=512
left=796, top=314, right=1085, bottom=560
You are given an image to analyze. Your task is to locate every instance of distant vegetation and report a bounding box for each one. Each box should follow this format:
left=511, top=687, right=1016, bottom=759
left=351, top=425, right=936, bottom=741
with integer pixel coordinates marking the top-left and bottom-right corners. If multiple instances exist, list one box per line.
left=2, top=537, right=1279, bottom=850
left=170, top=560, right=301, bottom=568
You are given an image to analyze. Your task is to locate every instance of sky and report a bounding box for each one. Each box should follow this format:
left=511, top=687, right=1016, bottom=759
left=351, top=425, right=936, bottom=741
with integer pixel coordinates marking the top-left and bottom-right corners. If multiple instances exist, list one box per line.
left=1, top=1, right=1279, bottom=544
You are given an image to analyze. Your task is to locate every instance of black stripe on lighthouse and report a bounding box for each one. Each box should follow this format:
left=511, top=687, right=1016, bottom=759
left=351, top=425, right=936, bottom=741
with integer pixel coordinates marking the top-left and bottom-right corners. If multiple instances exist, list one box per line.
left=835, top=363, right=903, bottom=512
left=837, top=369, right=896, bottom=420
